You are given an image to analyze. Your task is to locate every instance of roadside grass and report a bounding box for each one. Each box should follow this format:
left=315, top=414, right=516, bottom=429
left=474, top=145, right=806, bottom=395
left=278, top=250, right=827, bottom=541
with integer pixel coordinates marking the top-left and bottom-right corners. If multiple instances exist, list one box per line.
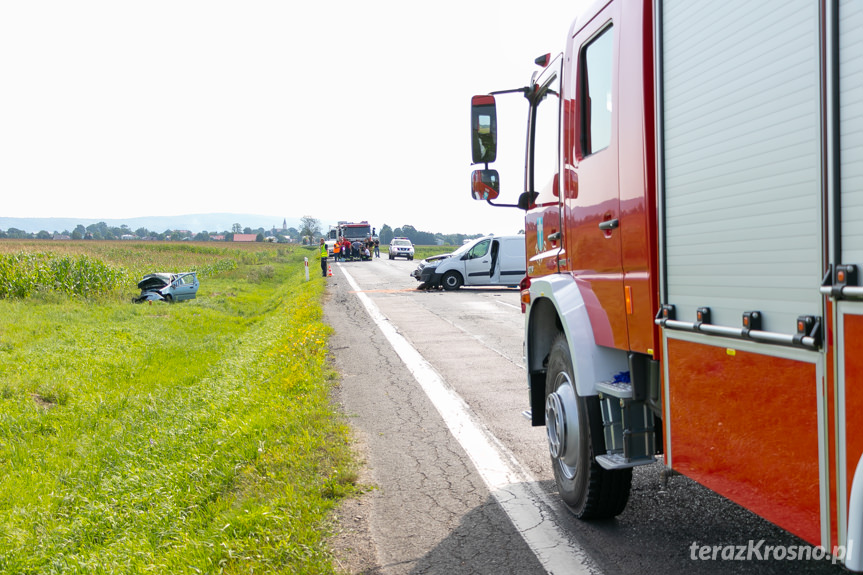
left=381, top=245, right=455, bottom=261
left=0, top=241, right=360, bottom=574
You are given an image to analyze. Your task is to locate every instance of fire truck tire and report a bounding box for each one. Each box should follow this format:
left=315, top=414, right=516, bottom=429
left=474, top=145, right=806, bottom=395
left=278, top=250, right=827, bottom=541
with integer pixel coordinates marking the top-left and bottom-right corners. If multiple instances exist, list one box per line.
left=545, top=333, right=631, bottom=519
left=441, top=271, right=463, bottom=290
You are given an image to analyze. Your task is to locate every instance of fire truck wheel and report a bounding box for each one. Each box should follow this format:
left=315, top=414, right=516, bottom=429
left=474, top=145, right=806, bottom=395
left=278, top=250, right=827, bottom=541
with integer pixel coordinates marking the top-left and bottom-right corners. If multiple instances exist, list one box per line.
left=441, top=271, right=463, bottom=290
left=545, top=333, right=632, bottom=519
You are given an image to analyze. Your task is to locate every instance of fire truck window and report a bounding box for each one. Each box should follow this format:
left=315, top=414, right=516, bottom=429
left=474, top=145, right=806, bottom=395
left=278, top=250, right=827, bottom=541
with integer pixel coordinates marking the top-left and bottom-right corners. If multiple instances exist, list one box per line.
left=533, top=73, right=560, bottom=197
left=581, top=26, right=613, bottom=155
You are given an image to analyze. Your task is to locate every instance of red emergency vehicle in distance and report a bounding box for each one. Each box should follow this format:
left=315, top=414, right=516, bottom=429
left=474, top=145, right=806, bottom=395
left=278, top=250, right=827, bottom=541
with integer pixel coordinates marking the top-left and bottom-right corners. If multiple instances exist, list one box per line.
left=469, top=0, right=863, bottom=569
left=336, top=221, right=372, bottom=244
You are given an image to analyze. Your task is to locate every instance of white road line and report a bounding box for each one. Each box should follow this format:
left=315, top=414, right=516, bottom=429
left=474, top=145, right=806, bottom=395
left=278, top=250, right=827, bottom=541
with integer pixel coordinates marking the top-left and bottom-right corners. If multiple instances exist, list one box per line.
left=339, top=265, right=599, bottom=575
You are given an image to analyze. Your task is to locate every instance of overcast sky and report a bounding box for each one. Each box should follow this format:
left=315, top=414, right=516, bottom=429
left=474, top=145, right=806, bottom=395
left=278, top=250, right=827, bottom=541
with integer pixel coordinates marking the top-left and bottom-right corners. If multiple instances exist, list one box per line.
left=0, top=1, right=588, bottom=235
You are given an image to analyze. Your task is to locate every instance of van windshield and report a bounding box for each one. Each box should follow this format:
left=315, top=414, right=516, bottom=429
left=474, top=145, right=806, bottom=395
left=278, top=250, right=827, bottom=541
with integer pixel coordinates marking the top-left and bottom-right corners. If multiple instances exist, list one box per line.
left=451, top=241, right=478, bottom=258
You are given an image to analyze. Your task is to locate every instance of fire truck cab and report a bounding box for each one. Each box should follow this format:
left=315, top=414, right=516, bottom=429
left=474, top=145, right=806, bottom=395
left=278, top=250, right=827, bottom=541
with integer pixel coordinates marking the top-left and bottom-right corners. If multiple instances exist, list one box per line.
left=471, top=0, right=863, bottom=567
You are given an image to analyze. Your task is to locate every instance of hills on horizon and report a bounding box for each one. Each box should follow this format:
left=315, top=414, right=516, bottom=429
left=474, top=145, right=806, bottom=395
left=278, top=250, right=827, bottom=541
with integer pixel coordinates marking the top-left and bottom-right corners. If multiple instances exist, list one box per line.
left=0, top=213, right=312, bottom=235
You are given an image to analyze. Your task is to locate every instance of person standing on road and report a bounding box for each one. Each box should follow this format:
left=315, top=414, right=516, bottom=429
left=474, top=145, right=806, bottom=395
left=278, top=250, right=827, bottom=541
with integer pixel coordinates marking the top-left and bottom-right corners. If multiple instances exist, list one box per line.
left=320, top=238, right=328, bottom=277
left=374, top=238, right=380, bottom=258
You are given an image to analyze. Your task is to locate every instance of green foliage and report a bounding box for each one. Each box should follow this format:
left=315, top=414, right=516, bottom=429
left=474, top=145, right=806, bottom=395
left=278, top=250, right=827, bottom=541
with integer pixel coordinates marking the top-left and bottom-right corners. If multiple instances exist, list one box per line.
left=0, top=242, right=280, bottom=301
left=382, top=244, right=456, bottom=261
left=247, top=265, right=275, bottom=283
left=0, top=252, right=126, bottom=299
left=299, top=216, right=322, bottom=240
left=378, top=224, right=393, bottom=244
left=0, top=244, right=358, bottom=574
left=379, top=224, right=483, bottom=247
left=414, top=245, right=455, bottom=260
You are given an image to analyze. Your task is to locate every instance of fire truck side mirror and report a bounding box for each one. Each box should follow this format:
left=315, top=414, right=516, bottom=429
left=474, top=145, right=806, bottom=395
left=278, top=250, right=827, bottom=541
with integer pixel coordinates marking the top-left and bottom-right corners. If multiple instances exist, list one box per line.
left=471, top=95, right=498, bottom=164
left=471, top=169, right=500, bottom=201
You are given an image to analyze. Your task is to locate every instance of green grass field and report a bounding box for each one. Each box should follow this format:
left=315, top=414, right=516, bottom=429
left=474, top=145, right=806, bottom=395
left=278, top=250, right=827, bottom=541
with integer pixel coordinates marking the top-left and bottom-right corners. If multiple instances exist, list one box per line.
left=382, top=244, right=455, bottom=261
left=0, top=241, right=359, bottom=574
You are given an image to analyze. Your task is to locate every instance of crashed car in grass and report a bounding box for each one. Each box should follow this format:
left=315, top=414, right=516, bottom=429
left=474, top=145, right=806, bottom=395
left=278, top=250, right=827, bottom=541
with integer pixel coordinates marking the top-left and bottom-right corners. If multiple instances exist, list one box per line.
left=134, top=272, right=199, bottom=303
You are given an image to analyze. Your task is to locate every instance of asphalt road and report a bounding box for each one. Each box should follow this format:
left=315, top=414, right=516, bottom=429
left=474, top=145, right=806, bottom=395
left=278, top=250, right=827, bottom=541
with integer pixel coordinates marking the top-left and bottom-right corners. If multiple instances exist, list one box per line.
left=324, top=256, right=847, bottom=575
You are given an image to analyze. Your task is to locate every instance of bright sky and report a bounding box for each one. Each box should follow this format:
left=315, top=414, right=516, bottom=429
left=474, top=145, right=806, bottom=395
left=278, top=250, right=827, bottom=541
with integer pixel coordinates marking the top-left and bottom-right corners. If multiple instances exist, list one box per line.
left=0, top=1, right=588, bottom=235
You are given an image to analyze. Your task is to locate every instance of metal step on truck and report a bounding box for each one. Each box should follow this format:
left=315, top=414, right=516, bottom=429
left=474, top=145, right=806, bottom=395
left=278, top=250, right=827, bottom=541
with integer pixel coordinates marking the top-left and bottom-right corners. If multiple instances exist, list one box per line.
left=469, top=0, right=863, bottom=568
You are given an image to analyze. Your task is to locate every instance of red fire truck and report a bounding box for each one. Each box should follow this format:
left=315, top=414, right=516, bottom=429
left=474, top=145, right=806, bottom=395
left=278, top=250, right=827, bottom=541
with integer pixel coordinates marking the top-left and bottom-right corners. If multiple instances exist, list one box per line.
left=336, top=221, right=373, bottom=243
left=470, top=0, right=862, bottom=568
left=330, top=221, right=374, bottom=260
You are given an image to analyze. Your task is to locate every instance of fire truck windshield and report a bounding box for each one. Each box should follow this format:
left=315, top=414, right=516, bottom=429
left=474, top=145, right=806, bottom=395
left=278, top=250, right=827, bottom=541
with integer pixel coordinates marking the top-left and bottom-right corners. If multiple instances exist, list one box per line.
left=341, top=225, right=371, bottom=241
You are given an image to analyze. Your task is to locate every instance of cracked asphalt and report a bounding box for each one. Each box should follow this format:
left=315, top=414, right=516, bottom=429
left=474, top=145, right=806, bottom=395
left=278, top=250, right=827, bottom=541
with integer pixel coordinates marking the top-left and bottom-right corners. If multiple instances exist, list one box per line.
left=324, top=257, right=847, bottom=575
left=325, top=260, right=548, bottom=575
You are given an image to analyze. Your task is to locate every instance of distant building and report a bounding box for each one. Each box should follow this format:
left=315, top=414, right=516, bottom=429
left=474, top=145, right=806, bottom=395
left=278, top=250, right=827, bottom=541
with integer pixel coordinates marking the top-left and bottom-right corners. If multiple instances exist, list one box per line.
left=52, top=234, right=71, bottom=241
left=210, top=235, right=225, bottom=241
left=233, top=234, right=257, bottom=242
left=272, top=218, right=289, bottom=236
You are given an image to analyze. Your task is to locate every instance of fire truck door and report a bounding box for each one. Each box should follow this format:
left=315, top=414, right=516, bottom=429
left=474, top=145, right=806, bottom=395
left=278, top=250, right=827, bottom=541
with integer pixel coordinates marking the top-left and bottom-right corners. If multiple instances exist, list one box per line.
left=566, top=4, right=627, bottom=350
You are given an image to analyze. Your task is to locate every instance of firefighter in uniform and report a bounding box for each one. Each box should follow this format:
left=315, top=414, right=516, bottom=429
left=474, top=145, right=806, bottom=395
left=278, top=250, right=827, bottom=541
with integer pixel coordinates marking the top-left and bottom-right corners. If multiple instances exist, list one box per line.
left=320, top=238, right=328, bottom=277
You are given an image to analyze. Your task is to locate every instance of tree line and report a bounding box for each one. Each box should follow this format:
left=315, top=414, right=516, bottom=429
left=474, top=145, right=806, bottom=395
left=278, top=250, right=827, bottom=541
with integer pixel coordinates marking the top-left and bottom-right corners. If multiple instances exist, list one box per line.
left=0, top=222, right=307, bottom=243
left=377, top=224, right=483, bottom=246
left=299, top=217, right=488, bottom=246
left=1, top=216, right=502, bottom=246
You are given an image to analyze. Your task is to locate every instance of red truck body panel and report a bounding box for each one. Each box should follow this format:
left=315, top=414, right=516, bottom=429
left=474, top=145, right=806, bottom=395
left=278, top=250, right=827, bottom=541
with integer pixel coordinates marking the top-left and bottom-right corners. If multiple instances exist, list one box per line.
left=844, top=315, right=863, bottom=529
left=667, top=339, right=822, bottom=544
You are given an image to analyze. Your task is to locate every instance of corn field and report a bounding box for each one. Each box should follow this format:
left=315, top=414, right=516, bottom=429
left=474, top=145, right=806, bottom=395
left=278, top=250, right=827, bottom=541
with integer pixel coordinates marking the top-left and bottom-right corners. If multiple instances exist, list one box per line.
left=0, top=252, right=126, bottom=299
left=0, top=241, right=286, bottom=300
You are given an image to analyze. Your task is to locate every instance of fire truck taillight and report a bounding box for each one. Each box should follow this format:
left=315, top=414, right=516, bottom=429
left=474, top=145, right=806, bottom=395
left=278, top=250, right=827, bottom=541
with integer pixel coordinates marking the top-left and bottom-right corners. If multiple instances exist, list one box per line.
left=519, top=276, right=531, bottom=313
left=520, top=290, right=531, bottom=313
left=797, top=316, right=816, bottom=334
left=742, top=311, right=762, bottom=330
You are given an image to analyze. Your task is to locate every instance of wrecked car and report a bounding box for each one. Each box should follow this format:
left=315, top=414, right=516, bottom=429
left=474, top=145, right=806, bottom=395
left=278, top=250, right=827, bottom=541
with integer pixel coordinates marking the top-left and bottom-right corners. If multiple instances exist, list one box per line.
left=134, top=272, right=199, bottom=303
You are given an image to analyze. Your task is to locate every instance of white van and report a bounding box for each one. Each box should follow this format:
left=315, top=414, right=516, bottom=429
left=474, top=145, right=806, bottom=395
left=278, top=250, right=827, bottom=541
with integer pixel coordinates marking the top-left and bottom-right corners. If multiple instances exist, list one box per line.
left=411, top=235, right=526, bottom=290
